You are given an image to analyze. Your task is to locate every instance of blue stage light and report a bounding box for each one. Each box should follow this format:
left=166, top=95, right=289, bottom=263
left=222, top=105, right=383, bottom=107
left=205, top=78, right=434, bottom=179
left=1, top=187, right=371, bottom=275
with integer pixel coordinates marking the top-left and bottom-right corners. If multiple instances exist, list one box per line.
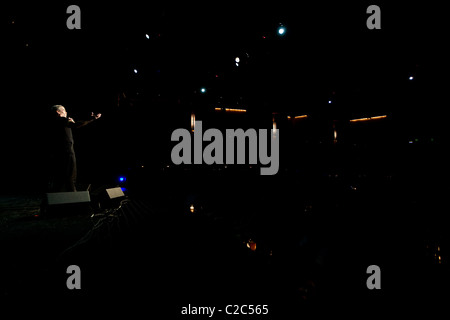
left=119, top=177, right=126, bottom=182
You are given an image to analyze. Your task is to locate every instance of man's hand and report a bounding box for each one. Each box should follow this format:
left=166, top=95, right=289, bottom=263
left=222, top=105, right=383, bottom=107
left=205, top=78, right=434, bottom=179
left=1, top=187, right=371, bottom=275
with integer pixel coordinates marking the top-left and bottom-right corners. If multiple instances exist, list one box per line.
left=91, top=112, right=102, bottom=120
left=68, top=117, right=75, bottom=123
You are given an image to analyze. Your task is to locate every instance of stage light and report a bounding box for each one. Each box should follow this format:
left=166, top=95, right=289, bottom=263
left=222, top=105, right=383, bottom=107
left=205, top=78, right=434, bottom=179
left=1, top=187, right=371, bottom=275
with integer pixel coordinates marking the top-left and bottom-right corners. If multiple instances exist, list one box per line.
left=278, top=26, right=286, bottom=35
left=134, top=69, right=138, bottom=74
left=145, top=34, right=150, bottom=39
left=409, top=76, right=414, bottom=80
left=200, top=87, right=206, bottom=93
left=246, top=239, right=257, bottom=251
left=288, top=115, right=308, bottom=119
left=119, top=177, right=126, bottom=182
left=224, top=108, right=246, bottom=112
left=235, top=57, right=240, bottom=66
left=350, top=115, right=387, bottom=122
left=370, top=115, right=387, bottom=120
left=191, top=113, right=195, bottom=132
left=328, top=100, right=332, bottom=104
left=190, top=204, right=195, bottom=213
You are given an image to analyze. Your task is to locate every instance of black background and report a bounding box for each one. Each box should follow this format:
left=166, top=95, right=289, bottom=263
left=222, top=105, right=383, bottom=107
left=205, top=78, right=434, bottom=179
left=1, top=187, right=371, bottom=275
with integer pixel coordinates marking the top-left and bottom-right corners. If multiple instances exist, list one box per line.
left=1, top=1, right=449, bottom=317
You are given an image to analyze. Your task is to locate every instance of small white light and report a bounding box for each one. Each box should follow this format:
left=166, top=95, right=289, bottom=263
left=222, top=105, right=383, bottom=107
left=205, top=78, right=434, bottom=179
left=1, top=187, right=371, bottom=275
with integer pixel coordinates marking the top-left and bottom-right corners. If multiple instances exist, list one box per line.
left=134, top=69, right=138, bottom=74
left=235, top=57, right=240, bottom=63
left=278, top=27, right=285, bottom=35
left=409, top=76, right=414, bottom=80
left=328, top=100, right=332, bottom=104
left=200, top=88, right=206, bottom=93
left=145, top=34, right=150, bottom=39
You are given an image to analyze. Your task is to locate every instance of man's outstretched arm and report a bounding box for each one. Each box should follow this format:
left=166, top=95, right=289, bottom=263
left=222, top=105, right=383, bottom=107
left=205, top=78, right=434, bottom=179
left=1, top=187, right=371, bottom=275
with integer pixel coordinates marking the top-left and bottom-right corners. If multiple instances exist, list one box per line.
left=67, top=112, right=101, bottom=128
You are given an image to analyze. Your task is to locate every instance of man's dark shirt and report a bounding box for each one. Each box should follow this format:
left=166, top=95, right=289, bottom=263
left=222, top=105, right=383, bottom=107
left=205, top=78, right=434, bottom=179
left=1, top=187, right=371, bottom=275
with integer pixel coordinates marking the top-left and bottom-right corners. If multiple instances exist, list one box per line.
left=51, top=117, right=94, bottom=155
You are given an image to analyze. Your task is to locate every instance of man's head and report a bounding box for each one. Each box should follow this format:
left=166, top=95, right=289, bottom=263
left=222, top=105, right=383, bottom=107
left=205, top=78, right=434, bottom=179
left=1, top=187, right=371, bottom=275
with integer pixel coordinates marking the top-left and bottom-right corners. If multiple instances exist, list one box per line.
left=52, top=105, right=67, bottom=118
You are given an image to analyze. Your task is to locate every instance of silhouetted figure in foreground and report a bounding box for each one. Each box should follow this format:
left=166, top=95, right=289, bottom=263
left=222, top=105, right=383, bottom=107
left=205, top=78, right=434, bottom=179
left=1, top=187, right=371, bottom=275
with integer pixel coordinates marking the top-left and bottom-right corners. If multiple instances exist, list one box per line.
left=48, top=105, right=101, bottom=192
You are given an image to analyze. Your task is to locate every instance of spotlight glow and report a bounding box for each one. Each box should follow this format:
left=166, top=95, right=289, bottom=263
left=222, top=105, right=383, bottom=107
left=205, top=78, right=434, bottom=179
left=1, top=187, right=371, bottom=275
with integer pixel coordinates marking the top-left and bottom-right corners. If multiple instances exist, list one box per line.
left=278, top=27, right=286, bottom=35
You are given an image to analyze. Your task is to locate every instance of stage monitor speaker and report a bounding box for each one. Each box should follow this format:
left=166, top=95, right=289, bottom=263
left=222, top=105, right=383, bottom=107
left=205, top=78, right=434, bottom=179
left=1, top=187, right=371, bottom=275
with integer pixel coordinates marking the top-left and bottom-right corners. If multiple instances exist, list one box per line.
left=44, top=191, right=91, bottom=216
left=46, top=191, right=91, bottom=205
left=105, top=187, right=125, bottom=200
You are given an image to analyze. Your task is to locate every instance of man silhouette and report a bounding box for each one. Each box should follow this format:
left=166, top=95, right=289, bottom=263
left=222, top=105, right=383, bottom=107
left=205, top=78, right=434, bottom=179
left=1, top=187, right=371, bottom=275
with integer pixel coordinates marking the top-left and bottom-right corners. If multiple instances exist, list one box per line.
left=49, top=105, right=101, bottom=192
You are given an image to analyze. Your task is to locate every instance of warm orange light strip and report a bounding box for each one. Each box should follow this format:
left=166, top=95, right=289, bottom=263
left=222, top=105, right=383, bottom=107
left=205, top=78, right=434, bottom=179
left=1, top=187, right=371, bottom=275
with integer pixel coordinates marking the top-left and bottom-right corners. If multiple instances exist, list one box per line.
left=369, top=115, right=387, bottom=120
left=214, top=108, right=247, bottom=112
left=215, top=108, right=246, bottom=112
left=350, top=115, right=387, bottom=122
left=226, top=108, right=246, bottom=112
left=287, top=115, right=308, bottom=119
left=350, top=117, right=370, bottom=122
